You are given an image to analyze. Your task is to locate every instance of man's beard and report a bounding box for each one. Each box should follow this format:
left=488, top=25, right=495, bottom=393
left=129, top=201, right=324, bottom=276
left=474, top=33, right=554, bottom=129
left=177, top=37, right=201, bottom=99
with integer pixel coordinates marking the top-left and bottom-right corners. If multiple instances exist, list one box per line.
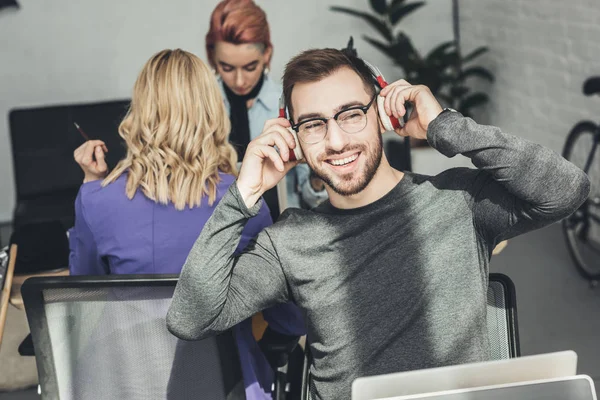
left=309, top=133, right=383, bottom=196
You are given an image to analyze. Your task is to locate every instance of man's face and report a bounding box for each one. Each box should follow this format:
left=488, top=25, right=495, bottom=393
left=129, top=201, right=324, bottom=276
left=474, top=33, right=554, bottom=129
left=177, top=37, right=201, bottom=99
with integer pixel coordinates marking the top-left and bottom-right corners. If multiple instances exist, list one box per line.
left=291, top=67, right=383, bottom=196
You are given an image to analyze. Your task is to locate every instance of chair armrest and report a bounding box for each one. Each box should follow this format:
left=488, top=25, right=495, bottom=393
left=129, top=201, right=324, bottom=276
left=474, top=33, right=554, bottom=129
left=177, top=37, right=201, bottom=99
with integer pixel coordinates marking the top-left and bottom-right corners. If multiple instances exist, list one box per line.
left=18, top=333, right=34, bottom=356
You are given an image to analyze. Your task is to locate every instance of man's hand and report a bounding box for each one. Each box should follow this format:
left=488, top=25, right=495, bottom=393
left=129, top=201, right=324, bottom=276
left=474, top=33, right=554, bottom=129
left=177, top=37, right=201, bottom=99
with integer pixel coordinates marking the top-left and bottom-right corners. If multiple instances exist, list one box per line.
left=237, top=118, right=300, bottom=208
left=379, top=80, right=443, bottom=140
left=74, top=140, right=109, bottom=183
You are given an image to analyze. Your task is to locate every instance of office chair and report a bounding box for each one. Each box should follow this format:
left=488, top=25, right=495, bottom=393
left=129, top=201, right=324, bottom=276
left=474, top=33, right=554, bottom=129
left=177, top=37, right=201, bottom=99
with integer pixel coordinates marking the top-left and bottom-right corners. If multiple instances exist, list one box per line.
left=300, top=273, right=520, bottom=400
left=22, top=274, right=246, bottom=400
left=3, top=223, right=70, bottom=356
left=487, top=272, right=520, bottom=359
left=9, top=100, right=129, bottom=230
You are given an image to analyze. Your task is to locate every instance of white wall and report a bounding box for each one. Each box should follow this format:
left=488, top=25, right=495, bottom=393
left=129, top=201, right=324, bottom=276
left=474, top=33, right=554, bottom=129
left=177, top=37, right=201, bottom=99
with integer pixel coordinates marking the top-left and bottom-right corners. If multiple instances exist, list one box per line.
left=0, top=0, right=452, bottom=222
left=460, top=0, right=600, bottom=152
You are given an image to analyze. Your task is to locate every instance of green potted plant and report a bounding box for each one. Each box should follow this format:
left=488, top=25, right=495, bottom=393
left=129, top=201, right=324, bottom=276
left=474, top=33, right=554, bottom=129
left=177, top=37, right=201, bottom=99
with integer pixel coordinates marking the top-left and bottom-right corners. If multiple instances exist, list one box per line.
left=331, top=0, right=493, bottom=119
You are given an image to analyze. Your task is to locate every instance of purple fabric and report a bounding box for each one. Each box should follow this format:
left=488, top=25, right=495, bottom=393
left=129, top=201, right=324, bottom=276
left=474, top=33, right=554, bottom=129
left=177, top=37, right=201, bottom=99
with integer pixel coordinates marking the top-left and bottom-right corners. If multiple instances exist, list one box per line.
left=69, top=172, right=305, bottom=399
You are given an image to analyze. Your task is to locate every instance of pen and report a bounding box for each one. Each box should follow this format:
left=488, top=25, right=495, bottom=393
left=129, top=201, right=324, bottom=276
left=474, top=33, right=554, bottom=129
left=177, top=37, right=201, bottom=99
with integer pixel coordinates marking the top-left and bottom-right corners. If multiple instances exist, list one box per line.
left=73, top=122, right=90, bottom=141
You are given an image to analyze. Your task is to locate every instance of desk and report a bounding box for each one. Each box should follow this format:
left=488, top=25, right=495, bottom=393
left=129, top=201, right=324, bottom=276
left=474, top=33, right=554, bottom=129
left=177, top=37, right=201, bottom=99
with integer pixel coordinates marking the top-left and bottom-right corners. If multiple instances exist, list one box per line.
left=9, top=268, right=69, bottom=310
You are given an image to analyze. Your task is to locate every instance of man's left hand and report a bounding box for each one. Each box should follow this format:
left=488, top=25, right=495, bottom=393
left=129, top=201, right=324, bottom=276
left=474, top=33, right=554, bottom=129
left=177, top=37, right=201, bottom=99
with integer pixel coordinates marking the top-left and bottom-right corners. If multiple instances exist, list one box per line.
left=379, top=80, right=443, bottom=140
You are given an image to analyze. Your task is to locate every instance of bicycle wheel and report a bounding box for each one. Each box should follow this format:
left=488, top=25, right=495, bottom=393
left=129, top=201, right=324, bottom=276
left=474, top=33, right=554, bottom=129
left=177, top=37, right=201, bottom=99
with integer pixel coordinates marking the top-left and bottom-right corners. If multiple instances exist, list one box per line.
left=562, top=121, right=600, bottom=280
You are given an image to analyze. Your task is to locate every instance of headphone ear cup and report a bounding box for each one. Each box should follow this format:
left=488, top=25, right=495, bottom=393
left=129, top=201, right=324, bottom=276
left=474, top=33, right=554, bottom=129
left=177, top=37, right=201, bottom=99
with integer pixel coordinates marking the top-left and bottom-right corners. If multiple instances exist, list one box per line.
left=389, top=114, right=403, bottom=130
left=377, top=95, right=404, bottom=131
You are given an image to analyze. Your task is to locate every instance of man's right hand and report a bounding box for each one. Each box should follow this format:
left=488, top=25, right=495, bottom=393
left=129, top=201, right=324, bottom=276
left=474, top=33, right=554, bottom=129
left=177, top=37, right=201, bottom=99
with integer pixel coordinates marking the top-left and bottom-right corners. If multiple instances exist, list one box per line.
left=237, top=118, right=300, bottom=208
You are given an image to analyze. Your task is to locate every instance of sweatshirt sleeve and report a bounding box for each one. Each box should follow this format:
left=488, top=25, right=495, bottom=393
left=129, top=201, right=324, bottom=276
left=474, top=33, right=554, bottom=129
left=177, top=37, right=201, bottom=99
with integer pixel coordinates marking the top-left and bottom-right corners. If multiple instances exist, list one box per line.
left=167, top=183, right=291, bottom=340
left=428, top=111, right=590, bottom=247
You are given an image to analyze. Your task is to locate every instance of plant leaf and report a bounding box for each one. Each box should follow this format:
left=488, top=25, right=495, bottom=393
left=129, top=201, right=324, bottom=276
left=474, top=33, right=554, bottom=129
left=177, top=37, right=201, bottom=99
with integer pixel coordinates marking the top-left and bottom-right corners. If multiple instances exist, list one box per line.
left=363, top=36, right=396, bottom=60
left=424, top=41, right=459, bottom=75
left=425, top=41, right=456, bottom=64
left=391, top=32, right=422, bottom=71
left=331, top=6, right=392, bottom=42
left=426, top=54, right=459, bottom=73
left=459, top=92, right=489, bottom=112
left=462, top=46, right=489, bottom=64
left=390, top=1, right=426, bottom=25
left=450, top=85, right=470, bottom=98
left=369, top=0, right=388, bottom=14
left=436, top=93, right=454, bottom=107
left=458, top=66, right=495, bottom=82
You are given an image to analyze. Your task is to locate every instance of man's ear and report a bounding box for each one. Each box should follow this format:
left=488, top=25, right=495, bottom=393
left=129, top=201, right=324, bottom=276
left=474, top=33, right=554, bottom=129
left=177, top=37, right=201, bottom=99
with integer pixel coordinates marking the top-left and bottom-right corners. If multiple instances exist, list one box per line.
left=375, top=102, right=386, bottom=134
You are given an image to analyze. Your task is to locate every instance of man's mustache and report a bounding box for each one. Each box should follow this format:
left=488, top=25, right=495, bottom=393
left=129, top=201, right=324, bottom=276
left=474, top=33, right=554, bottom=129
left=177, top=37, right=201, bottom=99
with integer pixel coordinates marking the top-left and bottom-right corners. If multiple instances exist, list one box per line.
left=319, top=145, right=365, bottom=161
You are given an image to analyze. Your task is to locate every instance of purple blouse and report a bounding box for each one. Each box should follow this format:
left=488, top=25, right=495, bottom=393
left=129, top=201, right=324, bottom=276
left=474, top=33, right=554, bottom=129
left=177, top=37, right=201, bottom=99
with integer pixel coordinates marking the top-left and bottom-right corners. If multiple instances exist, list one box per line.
left=69, top=172, right=305, bottom=399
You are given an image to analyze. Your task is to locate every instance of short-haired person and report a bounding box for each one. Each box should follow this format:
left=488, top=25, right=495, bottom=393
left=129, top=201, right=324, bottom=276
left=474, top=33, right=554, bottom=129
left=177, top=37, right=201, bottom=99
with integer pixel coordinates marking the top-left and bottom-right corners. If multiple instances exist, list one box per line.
left=167, top=49, right=590, bottom=399
left=205, top=0, right=327, bottom=210
left=69, top=49, right=304, bottom=400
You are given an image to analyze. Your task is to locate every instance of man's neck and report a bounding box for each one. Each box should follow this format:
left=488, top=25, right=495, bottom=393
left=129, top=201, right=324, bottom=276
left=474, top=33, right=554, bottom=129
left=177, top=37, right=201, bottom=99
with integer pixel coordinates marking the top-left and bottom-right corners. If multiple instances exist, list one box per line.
left=327, top=157, right=404, bottom=209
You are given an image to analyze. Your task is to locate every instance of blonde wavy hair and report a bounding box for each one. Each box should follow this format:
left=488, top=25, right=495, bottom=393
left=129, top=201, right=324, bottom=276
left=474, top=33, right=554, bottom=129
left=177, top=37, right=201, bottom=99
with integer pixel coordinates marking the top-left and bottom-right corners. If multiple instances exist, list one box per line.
left=103, top=49, right=238, bottom=209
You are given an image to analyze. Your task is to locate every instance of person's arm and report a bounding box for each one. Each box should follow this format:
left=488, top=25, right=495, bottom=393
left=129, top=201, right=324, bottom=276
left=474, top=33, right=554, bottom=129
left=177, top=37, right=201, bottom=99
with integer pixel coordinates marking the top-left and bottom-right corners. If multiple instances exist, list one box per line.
left=238, top=200, right=272, bottom=253
left=167, top=116, right=302, bottom=341
left=380, top=80, right=590, bottom=250
left=239, top=200, right=307, bottom=336
left=428, top=111, right=590, bottom=245
left=167, top=184, right=291, bottom=341
left=69, top=188, right=109, bottom=275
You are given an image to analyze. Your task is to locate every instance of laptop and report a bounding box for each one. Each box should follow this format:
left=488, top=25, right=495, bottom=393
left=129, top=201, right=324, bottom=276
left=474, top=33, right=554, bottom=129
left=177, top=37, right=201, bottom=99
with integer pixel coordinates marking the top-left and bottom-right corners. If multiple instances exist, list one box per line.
left=352, top=351, right=578, bottom=400
left=374, top=375, right=596, bottom=400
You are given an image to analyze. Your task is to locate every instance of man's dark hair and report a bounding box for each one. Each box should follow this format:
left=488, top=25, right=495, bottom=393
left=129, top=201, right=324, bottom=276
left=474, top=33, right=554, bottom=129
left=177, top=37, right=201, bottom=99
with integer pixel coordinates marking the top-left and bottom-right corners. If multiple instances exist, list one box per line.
left=282, top=48, right=377, bottom=122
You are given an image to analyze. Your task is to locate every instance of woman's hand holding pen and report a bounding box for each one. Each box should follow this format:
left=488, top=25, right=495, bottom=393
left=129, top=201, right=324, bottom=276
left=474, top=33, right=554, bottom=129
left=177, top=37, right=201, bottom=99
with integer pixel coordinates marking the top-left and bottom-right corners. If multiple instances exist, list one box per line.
left=74, top=140, right=109, bottom=183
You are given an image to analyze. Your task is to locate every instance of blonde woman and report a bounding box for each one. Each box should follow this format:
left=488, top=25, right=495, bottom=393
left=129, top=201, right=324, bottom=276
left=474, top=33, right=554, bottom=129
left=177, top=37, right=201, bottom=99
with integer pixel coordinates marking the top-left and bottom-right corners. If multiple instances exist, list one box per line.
left=69, top=49, right=304, bottom=399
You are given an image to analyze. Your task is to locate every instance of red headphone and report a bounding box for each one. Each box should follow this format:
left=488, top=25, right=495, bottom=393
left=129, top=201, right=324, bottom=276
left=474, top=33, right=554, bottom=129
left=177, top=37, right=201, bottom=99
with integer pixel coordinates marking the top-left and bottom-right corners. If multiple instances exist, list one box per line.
left=279, top=98, right=303, bottom=161
left=362, top=60, right=404, bottom=132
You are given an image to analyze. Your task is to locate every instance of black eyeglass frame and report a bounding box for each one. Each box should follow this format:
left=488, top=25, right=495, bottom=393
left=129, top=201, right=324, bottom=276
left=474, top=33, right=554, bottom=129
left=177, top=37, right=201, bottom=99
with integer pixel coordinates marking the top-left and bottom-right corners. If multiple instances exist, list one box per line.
left=290, top=94, right=378, bottom=143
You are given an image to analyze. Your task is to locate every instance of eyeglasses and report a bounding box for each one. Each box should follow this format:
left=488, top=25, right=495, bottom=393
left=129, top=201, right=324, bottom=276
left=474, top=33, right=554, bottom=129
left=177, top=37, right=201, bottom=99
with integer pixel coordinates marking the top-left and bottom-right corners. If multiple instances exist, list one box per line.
left=292, top=94, right=377, bottom=144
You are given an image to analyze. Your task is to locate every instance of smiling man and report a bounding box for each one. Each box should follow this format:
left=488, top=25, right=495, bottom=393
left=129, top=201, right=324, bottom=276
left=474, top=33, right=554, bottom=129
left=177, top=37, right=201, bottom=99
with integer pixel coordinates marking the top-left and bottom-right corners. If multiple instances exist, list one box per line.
left=168, top=48, right=590, bottom=400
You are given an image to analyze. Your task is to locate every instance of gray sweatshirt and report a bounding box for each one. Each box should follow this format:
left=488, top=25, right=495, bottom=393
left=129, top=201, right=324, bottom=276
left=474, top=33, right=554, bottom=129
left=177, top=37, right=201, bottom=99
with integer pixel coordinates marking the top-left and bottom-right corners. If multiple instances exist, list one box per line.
left=167, top=111, right=590, bottom=400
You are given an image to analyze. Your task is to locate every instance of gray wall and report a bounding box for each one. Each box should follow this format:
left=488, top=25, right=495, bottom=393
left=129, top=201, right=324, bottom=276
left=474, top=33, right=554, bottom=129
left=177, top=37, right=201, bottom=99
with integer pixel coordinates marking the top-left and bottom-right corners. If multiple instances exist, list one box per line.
left=460, top=0, right=600, bottom=152
left=0, top=0, right=452, bottom=222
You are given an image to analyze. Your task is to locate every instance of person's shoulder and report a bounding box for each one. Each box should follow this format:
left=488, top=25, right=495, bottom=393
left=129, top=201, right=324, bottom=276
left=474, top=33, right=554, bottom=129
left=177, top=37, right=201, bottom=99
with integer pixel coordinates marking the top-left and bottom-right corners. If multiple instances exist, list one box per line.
left=76, top=174, right=133, bottom=226
left=79, top=174, right=128, bottom=203
left=217, top=172, right=236, bottom=186
left=262, top=206, right=321, bottom=239
left=264, top=74, right=282, bottom=92
left=215, top=172, right=237, bottom=199
left=259, top=75, right=282, bottom=108
left=79, top=173, right=150, bottom=214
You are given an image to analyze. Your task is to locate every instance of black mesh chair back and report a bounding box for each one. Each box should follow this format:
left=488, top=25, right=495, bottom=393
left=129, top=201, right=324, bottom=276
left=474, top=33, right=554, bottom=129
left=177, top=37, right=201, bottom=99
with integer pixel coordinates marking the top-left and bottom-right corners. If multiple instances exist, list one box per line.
left=487, top=273, right=520, bottom=360
left=22, top=275, right=245, bottom=400
left=300, top=273, right=520, bottom=400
